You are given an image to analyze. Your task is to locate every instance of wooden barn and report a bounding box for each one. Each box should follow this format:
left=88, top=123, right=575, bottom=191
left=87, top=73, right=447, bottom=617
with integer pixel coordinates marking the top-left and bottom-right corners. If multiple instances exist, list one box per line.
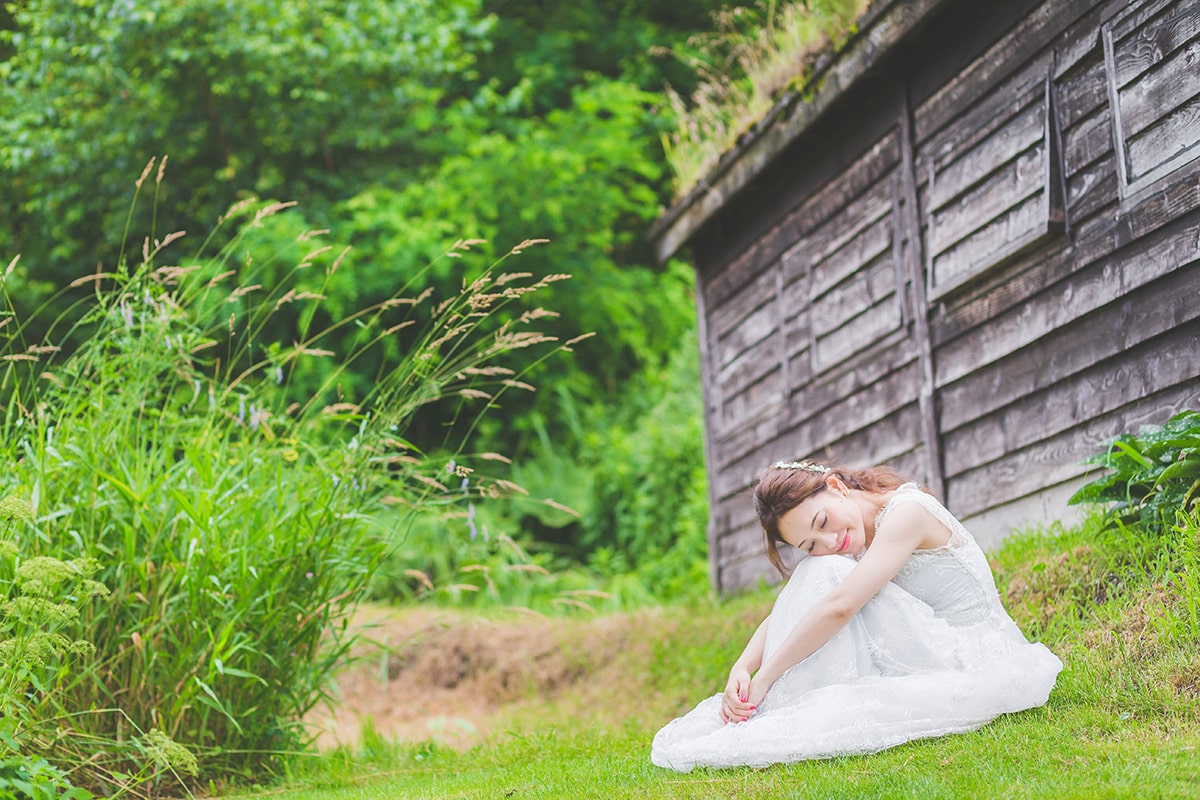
left=651, top=0, right=1200, bottom=593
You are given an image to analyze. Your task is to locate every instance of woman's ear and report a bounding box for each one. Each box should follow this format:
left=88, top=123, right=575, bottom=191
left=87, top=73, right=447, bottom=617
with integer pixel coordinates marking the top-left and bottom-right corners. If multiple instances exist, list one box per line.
left=826, top=475, right=847, bottom=494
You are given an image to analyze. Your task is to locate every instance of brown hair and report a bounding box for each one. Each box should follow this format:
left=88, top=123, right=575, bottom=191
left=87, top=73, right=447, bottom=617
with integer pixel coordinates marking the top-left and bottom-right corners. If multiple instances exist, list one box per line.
left=753, top=461, right=908, bottom=576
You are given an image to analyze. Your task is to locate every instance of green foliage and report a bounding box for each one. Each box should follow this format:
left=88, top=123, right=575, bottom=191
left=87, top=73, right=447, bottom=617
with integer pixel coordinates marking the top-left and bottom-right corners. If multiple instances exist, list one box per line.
left=477, top=0, right=731, bottom=113
left=0, top=752, right=91, bottom=800
left=580, top=324, right=710, bottom=601
left=0, top=0, right=709, bottom=469
left=372, top=323, right=713, bottom=611
left=0, top=498, right=191, bottom=797
left=3, top=0, right=723, bottom=614
left=1069, top=410, right=1200, bottom=529
left=0, top=179, right=571, bottom=787
left=0, top=0, right=491, bottom=296
left=331, top=79, right=695, bottom=428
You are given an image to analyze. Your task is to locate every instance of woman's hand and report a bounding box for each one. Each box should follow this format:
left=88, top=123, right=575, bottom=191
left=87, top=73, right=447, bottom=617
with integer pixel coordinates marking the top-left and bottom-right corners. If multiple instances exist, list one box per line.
left=721, top=668, right=756, bottom=723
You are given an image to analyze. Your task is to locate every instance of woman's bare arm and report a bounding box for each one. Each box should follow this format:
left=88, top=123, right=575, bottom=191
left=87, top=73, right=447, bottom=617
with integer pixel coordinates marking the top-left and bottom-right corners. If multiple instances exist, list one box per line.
left=723, top=615, right=770, bottom=722
left=747, top=502, right=947, bottom=705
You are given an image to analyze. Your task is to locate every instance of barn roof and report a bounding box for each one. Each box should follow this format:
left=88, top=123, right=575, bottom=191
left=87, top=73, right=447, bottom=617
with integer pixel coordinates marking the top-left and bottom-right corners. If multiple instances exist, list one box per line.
left=649, top=0, right=953, bottom=263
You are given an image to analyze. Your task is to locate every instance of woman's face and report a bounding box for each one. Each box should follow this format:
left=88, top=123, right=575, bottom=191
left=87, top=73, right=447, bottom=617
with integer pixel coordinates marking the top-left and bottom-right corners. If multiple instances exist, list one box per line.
left=777, top=482, right=867, bottom=558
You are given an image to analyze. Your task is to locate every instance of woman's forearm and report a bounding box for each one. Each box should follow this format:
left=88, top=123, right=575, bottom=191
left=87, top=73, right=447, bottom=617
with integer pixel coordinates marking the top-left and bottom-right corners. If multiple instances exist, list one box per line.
left=754, top=600, right=853, bottom=688
left=732, top=616, right=771, bottom=674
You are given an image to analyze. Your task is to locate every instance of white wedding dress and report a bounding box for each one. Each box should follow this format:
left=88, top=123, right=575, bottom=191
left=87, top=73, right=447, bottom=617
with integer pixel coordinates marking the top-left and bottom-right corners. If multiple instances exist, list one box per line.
left=651, top=483, right=1063, bottom=772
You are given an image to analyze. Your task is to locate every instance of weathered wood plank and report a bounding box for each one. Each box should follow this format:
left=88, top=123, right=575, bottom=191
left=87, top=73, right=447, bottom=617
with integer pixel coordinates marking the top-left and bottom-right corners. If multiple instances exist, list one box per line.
left=933, top=158, right=1200, bottom=347
left=1063, top=105, right=1114, bottom=177
left=717, top=522, right=770, bottom=569
left=1056, top=55, right=1108, bottom=131
left=715, top=296, right=777, bottom=371
left=811, top=254, right=900, bottom=337
left=781, top=303, right=812, bottom=360
left=939, top=256, right=1200, bottom=433
left=711, top=265, right=777, bottom=339
left=926, top=95, right=1045, bottom=214
left=1052, top=1, right=1109, bottom=81
left=1123, top=159, right=1200, bottom=240
left=786, top=130, right=902, bottom=241
left=714, top=357, right=921, bottom=499
left=1116, top=37, right=1200, bottom=141
left=719, top=328, right=781, bottom=400
left=929, top=146, right=1046, bottom=259
left=783, top=177, right=895, bottom=286
left=809, top=212, right=895, bottom=300
left=935, top=212, right=1200, bottom=387
left=946, top=380, right=1200, bottom=518
left=1110, top=0, right=1200, bottom=89
left=703, top=227, right=790, bottom=311
left=711, top=493, right=754, bottom=541
left=777, top=402, right=924, bottom=475
left=719, top=554, right=783, bottom=594
left=942, top=323, right=1200, bottom=476
left=1065, top=152, right=1119, bottom=223
left=714, top=313, right=776, bottom=375
left=694, top=276, right=724, bottom=591
left=1125, top=92, right=1200, bottom=183
left=913, top=0, right=1093, bottom=143
left=931, top=189, right=1049, bottom=295
left=721, top=366, right=784, bottom=433
left=813, top=292, right=902, bottom=373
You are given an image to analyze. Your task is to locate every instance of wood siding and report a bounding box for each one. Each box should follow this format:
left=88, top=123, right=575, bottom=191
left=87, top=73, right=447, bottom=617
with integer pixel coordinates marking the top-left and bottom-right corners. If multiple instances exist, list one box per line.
left=683, top=0, right=1200, bottom=593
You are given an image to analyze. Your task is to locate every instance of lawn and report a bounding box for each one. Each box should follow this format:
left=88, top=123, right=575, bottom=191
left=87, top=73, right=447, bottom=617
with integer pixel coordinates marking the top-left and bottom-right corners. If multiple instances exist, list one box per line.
left=218, top=511, right=1200, bottom=800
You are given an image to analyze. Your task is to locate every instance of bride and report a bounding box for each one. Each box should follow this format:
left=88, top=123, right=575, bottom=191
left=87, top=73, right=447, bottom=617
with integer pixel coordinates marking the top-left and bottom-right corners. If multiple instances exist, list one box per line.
left=651, top=460, right=1063, bottom=772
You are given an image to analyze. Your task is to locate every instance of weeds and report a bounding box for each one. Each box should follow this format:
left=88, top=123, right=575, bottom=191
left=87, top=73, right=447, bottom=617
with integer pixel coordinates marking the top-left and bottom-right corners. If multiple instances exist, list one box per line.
left=0, top=158, right=577, bottom=793
left=659, top=0, right=868, bottom=197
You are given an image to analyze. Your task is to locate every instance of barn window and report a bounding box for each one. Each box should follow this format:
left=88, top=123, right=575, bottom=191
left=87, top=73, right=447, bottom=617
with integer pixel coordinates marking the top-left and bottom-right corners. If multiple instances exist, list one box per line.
left=921, top=65, right=1065, bottom=301
left=1102, top=0, right=1200, bottom=201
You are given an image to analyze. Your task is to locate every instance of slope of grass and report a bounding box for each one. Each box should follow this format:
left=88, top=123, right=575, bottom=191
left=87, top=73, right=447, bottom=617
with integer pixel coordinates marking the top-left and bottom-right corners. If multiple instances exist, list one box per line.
left=219, top=508, right=1200, bottom=799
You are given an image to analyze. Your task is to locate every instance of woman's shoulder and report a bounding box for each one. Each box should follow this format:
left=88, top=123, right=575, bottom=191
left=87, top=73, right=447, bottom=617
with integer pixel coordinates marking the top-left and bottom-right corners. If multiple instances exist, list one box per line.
left=874, top=482, right=925, bottom=521
left=875, top=484, right=962, bottom=546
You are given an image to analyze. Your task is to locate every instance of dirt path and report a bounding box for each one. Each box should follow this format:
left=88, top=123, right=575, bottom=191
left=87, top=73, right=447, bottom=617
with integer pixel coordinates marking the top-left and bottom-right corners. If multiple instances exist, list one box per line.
left=307, top=604, right=658, bottom=751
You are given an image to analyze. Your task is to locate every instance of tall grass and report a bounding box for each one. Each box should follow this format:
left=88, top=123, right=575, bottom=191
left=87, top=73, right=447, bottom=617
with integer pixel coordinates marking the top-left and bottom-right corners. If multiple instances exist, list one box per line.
left=0, top=159, right=576, bottom=794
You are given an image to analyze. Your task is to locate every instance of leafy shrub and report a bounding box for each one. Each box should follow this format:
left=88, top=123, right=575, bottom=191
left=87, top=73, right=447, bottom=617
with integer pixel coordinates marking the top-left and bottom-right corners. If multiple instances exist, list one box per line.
left=0, top=752, right=91, bottom=800
left=0, top=164, right=570, bottom=788
left=1069, top=410, right=1200, bottom=529
left=580, top=327, right=710, bottom=601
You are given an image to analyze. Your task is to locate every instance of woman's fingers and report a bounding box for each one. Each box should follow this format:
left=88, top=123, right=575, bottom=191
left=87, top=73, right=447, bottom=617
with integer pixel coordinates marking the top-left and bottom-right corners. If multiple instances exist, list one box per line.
left=721, top=698, right=757, bottom=724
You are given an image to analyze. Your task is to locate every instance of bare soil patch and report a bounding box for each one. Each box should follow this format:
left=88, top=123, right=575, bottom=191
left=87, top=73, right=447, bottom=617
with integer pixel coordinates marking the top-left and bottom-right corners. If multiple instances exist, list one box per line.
left=308, top=604, right=662, bottom=751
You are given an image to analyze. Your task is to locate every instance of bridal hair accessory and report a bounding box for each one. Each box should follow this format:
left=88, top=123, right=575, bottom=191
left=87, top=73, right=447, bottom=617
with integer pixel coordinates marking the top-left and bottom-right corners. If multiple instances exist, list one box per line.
left=773, top=460, right=830, bottom=473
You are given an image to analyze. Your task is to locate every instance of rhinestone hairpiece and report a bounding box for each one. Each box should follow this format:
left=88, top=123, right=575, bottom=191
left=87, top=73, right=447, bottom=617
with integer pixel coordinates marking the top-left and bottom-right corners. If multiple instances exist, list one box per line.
left=773, top=460, right=830, bottom=473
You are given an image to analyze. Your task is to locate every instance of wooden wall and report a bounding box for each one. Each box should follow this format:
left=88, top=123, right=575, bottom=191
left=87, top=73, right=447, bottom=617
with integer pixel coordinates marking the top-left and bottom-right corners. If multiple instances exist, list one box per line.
left=689, top=0, right=1200, bottom=593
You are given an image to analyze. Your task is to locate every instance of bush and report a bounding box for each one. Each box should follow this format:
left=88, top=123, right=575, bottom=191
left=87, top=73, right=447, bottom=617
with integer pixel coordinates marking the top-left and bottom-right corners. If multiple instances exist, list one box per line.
left=0, top=164, right=570, bottom=789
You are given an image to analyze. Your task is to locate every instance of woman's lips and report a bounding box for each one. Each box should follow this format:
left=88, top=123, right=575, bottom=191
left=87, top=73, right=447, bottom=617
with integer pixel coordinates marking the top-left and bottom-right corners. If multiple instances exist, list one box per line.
left=839, top=532, right=849, bottom=552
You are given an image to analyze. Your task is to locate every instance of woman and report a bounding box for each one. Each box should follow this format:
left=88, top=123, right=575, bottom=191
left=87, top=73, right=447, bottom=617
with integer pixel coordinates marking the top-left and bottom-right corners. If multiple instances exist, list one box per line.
left=651, top=460, right=1062, bottom=772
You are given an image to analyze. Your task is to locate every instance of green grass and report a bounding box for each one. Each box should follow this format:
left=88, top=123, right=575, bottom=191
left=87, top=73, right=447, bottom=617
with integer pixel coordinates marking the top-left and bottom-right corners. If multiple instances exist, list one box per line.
left=216, top=509, right=1200, bottom=799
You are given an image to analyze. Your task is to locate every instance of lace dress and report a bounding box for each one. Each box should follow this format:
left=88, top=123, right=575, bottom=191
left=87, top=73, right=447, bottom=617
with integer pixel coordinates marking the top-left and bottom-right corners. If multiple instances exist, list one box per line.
left=651, top=483, right=1063, bottom=772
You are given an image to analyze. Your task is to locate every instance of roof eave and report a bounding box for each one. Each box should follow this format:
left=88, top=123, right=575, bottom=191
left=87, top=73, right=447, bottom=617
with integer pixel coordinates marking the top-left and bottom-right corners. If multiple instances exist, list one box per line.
left=650, top=0, right=952, bottom=264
